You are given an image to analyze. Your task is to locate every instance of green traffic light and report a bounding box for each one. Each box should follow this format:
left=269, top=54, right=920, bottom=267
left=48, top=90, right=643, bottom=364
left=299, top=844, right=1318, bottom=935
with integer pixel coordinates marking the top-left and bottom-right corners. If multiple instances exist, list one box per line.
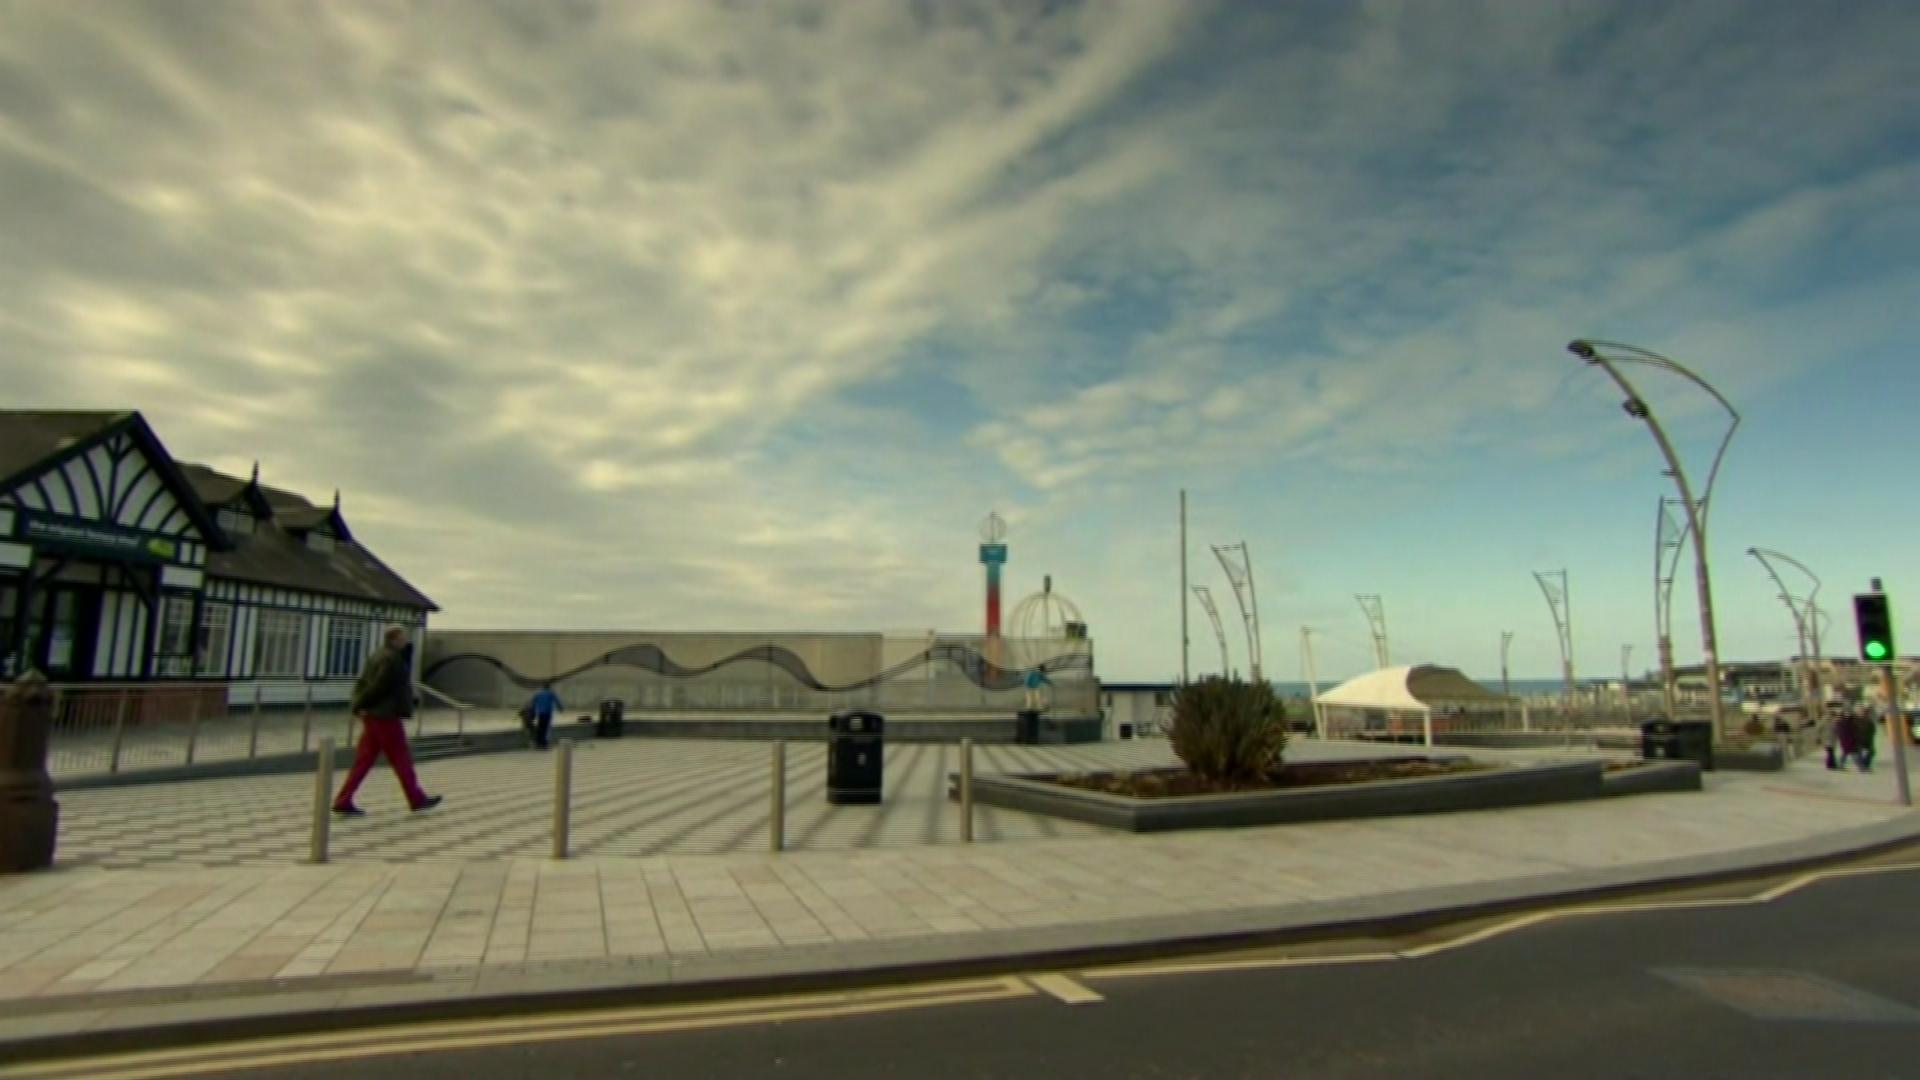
left=1865, top=640, right=1890, bottom=661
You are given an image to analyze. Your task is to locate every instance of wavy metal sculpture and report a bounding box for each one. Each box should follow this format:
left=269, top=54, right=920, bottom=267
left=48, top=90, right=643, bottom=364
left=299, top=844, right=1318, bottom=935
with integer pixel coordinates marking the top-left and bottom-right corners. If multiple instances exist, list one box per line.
left=423, top=641, right=1093, bottom=694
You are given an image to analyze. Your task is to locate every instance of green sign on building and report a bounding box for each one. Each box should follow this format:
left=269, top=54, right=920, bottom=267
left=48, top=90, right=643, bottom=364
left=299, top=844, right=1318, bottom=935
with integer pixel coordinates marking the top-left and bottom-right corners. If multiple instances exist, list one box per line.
left=18, top=512, right=179, bottom=563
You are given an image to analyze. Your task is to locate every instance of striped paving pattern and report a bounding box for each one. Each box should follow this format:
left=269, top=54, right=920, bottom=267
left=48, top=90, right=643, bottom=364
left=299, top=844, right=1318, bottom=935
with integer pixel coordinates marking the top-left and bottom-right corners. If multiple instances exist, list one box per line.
left=53, top=739, right=1186, bottom=870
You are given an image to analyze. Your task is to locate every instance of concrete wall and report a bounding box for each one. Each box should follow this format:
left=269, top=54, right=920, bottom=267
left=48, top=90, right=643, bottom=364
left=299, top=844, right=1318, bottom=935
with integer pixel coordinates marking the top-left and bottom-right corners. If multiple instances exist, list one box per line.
left=422, top=629, right=1098, bottom=716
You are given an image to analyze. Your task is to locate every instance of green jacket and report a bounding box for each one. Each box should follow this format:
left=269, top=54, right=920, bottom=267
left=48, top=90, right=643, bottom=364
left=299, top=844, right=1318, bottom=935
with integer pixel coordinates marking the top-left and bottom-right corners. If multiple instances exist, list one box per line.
left=350, top=644, right=416, bottom=719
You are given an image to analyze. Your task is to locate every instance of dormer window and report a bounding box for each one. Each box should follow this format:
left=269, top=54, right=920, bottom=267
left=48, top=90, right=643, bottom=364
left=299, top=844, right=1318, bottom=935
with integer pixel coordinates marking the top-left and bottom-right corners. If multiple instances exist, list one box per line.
left=217, top=507, right=255, bottom=535
left=306, top=532, right=335, bottom=554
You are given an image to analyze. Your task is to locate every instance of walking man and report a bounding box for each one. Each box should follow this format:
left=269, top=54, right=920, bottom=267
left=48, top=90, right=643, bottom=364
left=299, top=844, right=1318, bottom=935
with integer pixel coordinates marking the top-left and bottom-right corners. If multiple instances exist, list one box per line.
left=1855, top=706, right=1879, bottom=773
left=528, top=683, right=562, bottom=750
left=333, top=626, right=442, bottom=816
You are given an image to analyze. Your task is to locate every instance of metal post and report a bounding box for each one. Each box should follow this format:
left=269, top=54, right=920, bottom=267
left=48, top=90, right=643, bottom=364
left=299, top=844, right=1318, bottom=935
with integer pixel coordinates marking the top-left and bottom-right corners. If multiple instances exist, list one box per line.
left=1656, top=498, right=1685, bottom=722
left=109, top=689, right=130, bottom=774
left=1879, top=664, right=1911, bottom=808
left=308, top=738, right=334, bottom=864
left=301, top=682, right=313, bottom=754
left=457, top=706, right=467, bottom=737
left=247, top=683, right=263, bottom=759
left=1500, top=631, right=1514, bottom=728
left=960, top=738, right=975, bottom=843
left=1179, top=489, right=1189, bottom=686
left=1302, top=628, right=1324, bottom=739
left=184, top=693, right=202, bottom=765
left=770, top=739, right=786, bottom=853
left=1620, top=645, right=1634, bottom=725
left=551, top=739, right=573, bottom=859
left=1658, top=635, right=1678, bottom=719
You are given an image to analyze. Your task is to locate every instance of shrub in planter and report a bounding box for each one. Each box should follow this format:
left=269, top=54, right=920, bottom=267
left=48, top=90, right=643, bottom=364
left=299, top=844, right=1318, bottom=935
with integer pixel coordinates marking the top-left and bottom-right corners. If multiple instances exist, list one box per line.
left=1168, top=677, right=1287, bottom=788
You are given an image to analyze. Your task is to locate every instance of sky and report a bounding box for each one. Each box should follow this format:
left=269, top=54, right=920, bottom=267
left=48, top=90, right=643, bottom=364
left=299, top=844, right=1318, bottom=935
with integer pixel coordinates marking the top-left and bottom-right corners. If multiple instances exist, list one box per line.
left=2, top=0, right=1916, bottom=684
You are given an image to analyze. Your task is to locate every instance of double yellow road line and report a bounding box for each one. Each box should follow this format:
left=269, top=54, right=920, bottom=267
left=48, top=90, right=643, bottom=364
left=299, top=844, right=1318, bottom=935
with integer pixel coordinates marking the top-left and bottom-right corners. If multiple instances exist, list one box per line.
left=0, top=975, right=1040, bottom=1080
left=10, top=859, right=1916, bottom=1079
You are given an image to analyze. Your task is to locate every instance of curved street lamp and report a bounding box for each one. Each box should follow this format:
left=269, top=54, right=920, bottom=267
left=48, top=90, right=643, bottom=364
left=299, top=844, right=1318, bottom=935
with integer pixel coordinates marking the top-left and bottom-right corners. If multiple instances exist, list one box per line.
left=1568, top=339, right=1741, bottom=743
left=1748, top=547, right=1825, bottom=721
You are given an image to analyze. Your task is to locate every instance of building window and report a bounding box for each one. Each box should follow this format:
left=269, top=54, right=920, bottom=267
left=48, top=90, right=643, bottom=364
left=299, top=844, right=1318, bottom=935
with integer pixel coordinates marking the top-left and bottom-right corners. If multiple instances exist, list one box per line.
left=217, top=508, right=255, bottom=535
left=324, top=618, right=366, bottom=678
left=306, top=532, right=335, bottom=554
left=252, top=609, right=307, bottom=677
left=155, top=594, right=196, bottom=677
left=0, top=581, right=17, bottom=679
left=197, top=602, right=233, bottom=676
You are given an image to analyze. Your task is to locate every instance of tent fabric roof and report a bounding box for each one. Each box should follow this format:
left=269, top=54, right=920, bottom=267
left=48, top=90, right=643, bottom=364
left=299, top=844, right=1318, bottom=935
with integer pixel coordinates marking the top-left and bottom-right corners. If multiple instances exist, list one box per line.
left=1316, top=664, right=1507, bottom=712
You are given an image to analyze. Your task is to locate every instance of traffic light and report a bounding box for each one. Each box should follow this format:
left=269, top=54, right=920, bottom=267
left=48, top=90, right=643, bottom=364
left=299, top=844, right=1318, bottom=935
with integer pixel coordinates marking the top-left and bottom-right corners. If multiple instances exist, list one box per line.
left=1854, top=593, right=1894, bottom=664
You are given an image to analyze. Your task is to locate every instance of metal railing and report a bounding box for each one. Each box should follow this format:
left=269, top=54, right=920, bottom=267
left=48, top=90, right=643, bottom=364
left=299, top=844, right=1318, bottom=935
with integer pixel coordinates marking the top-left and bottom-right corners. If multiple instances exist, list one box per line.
left=44, top=680, right=510, bottom=780
left=307, top=736, right=985, bottom=865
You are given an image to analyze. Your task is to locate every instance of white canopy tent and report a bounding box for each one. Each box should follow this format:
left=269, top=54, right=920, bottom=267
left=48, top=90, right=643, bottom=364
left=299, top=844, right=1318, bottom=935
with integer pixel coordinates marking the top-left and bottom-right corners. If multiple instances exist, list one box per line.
left=1314, top=664, right=1509, bottom=746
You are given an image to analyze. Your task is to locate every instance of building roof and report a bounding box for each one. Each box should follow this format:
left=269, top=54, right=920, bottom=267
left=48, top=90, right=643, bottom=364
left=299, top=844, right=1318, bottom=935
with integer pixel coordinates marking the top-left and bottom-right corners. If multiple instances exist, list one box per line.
left=0, top=410, right=229, bottom=549
left=175, top=462, right=255, bottom=509
left=180, top=463, right=435, bottom=612
left=0, top=410, right=132, bottom=493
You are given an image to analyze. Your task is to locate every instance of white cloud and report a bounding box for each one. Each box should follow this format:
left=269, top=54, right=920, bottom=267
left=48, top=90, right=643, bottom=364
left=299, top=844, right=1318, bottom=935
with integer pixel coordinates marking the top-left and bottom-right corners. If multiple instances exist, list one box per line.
left=1, top=1, right=1915, bottom=680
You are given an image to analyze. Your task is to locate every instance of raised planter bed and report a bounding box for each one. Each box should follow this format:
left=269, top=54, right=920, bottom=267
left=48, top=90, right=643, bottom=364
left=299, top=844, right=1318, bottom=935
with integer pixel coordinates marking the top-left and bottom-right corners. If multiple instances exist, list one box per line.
left=951, top=757, right=1610, bottom=833
left=1601, top=759, right=1703, bottom=796
left=1712, top=743, right=1787, bottom=772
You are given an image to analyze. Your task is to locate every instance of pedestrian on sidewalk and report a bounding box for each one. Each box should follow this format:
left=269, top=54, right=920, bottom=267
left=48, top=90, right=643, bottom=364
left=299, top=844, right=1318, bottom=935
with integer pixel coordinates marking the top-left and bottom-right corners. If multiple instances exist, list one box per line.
left=1854, top=707, right=1878, bottom=773
left=1819, top=709, right=1840, bottom=770
left=1835, top=707, right=1861, bottom=770
left=528, top=683, right=562, bottom=750
left=332, top=626, right=443, bottom=816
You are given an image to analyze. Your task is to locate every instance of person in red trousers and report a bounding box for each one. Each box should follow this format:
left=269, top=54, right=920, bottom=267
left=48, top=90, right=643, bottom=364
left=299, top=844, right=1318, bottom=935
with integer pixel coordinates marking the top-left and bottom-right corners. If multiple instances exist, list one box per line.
left=332, top=626, right=442, bottom=816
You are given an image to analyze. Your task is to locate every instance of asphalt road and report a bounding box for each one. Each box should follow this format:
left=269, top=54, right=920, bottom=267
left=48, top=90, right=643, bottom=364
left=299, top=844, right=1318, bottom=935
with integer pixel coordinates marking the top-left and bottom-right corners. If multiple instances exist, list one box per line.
left=96, top=867, right=1920, bottom=1080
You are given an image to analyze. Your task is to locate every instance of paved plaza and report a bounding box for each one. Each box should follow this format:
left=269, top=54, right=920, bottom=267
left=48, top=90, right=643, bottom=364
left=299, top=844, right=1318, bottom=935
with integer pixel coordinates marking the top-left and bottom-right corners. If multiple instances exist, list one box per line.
left=51, top=739, right=1199, bottom=869
left=1, top=740, right=1916, bottom=1048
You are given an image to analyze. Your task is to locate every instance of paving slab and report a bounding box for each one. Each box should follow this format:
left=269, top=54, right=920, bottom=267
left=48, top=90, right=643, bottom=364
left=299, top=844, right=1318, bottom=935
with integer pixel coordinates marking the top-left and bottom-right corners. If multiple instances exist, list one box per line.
left=0, top=740, right=1915, bottom=1059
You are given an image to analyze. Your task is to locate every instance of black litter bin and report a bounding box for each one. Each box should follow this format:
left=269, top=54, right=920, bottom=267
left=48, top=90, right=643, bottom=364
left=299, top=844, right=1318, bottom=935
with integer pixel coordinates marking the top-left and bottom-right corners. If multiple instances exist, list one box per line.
left=1016, top=708, right=1041, bottom=745
left=827, top=710, right=884, bottom=804
left=1119, top=722, right=1135, bottom=740
left=1640, top=717, right=1714, bottom=770
left=597, top=699, right=626, bottom=738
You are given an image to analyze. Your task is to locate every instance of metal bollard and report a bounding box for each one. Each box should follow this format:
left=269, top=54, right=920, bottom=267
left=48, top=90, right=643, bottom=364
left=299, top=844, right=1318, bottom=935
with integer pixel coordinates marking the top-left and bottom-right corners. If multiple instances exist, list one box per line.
left=457, top=706, right=467, bottom=737
left=248, top=684, right=263, bottom=759
left=770, top=739, right=786, bottom=853
left=551, top=740, right=573, bottom=860
left=309, top=737, right=334, bottom=864
left=109, top=689, right=130, bottom=775
left=960, top=738, right=975, bottom=843
left=301, top=683, right=313, bottom=754
left=185, top=697, right=202, bottom=765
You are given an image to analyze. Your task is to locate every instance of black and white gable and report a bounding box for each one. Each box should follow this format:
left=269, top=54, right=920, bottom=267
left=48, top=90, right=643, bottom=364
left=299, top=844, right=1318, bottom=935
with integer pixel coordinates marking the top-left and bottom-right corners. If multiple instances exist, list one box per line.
left=0, top=412, right=225, bottom=572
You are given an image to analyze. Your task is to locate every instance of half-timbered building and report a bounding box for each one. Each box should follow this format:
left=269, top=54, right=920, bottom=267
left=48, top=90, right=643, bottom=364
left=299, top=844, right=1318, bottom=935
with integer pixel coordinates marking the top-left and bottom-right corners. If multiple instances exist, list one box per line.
left=0, top=410, right=435, bottom=707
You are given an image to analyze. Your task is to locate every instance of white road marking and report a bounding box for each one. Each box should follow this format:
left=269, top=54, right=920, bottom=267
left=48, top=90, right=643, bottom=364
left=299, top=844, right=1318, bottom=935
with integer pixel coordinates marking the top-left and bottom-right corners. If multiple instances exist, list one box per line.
left=1026, top=972, right=1105, bottom=1005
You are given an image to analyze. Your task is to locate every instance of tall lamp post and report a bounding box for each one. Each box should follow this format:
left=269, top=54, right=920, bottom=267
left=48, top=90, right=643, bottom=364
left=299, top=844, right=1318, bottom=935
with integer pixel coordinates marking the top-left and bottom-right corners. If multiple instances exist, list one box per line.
left=1748, top=547, right=1824, bottom=723
left=1620, top=644, right=1634, bottom=723
left=1535, top=569, right=1575, bottom=721
left=1500, top=630, right=1515, bottom=727
left=1212, top=543, right=1263, bottom=683
left=1567, top=340, right=1740, bottom=744
left=1654, top=497, right=1688, bottom=719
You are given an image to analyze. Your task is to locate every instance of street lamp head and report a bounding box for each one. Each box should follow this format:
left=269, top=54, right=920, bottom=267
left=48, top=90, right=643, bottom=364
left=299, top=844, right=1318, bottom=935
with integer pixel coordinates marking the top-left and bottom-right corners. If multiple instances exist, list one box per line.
left=1567, top=339, right=1598, bottom=360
